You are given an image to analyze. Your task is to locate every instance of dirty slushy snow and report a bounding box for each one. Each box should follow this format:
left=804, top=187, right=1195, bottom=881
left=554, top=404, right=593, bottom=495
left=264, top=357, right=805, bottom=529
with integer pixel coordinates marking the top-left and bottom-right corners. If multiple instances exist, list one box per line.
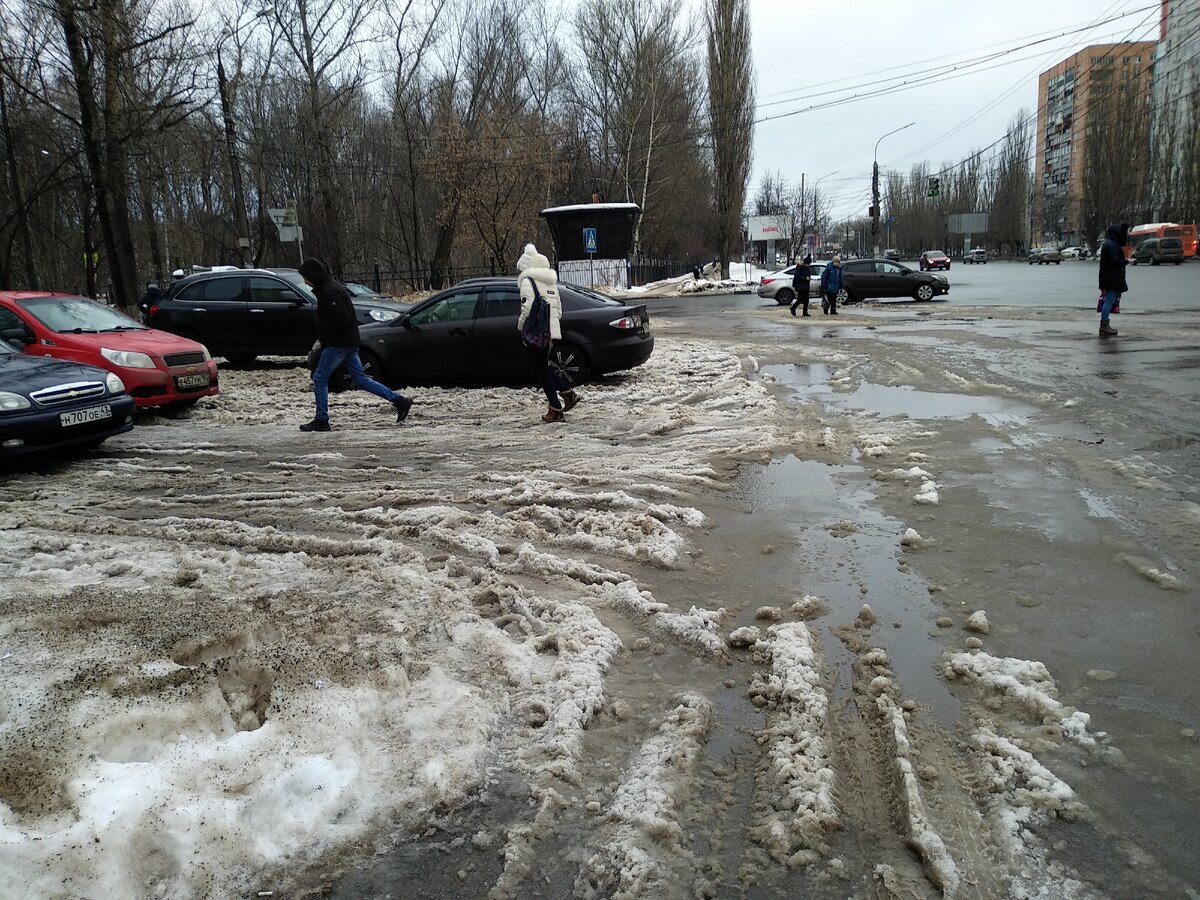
left=3, top=314, right=1190, bottom=898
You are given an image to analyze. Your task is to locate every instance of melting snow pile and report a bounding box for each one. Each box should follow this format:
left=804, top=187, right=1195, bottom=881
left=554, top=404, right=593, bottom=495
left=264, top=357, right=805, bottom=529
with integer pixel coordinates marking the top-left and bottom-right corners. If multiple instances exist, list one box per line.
left=747, top=623, right=838, bottom=866
left=0, top=338, right=780, bottom=899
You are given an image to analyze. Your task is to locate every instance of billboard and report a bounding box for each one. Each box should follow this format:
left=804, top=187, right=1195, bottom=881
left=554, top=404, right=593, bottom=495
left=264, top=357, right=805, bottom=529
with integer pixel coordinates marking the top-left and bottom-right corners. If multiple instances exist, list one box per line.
left=947, top=213, right=989, bottom=233
left=748, top=215, right=790, bottom=241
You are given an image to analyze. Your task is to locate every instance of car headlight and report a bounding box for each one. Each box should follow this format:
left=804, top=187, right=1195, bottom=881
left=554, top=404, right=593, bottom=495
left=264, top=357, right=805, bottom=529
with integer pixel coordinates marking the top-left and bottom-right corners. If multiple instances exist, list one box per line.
left=369, top=308, right=401, bottom=323
left=0, top=391, right=32, bottom=412
left=100, top=347, right=156, bottom=369
left=105, top=372, right=126, bottom=394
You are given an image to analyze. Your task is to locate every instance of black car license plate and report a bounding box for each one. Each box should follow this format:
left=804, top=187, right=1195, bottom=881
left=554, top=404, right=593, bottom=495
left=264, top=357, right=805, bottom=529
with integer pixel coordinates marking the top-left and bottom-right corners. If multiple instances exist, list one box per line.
left=60, top=404, right=112, bottom=427
left=175, top=373, right=211, bottom=391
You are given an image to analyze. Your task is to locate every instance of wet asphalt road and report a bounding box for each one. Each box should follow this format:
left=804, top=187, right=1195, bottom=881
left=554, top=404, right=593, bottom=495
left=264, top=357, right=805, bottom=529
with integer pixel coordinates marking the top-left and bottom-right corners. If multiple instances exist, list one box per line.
left=642, top=258, right=1198, bottom=314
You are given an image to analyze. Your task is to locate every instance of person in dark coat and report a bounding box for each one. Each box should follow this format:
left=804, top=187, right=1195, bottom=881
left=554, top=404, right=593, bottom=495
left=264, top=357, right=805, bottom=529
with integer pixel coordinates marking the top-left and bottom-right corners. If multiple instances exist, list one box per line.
left=820, top=256, right=844, bottom=314
left=138, top=283, right=161, bottom=323
left=1097, top=223, right=1129, bottom=337
left=297, top=257, right=412, bottom=432
left=789, top=255, right=813, bottom=316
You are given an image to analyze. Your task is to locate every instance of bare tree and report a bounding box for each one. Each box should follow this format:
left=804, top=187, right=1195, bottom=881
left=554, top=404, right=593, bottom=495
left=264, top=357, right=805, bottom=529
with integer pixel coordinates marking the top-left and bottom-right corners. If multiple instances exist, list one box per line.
left=705, top=0, right=753, bottom=278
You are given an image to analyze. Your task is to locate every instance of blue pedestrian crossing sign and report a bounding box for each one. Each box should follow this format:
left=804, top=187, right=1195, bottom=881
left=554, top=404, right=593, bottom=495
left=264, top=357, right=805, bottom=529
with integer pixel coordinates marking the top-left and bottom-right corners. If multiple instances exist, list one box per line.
left=583, top=228, right=598, bottom=254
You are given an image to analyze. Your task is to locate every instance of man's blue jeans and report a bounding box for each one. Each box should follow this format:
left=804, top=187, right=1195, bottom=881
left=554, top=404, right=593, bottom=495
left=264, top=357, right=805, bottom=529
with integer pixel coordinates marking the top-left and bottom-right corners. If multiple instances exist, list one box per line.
left=312, top=346, right=397, bottom=421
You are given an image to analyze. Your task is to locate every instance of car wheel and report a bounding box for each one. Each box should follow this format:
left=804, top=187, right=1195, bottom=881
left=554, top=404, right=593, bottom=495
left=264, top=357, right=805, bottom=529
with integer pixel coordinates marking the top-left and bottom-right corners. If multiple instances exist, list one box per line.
left=550, top=342, right=590, bottom=388
left=914, top=283, right=935, bottom=302
left=359, top=349, right=387, bottom=385
left=775, top=288, right=794, bottom=305
left=1151, top=258, right=1160, bottom=266
left=836, top=288, right=851, bottom=305
left=1175, top=261, right=1182, bottom=266
left=224, top=354, right=257, bottom=365
left=1054, top=260, right=1060, bottom=265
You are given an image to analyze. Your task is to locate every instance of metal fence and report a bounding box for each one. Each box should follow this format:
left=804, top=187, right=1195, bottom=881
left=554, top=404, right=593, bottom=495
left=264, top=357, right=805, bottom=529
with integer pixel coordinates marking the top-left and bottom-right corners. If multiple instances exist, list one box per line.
left=627, top=256, right=698, bottom=286
left=342, top=264, right=500, bottom=296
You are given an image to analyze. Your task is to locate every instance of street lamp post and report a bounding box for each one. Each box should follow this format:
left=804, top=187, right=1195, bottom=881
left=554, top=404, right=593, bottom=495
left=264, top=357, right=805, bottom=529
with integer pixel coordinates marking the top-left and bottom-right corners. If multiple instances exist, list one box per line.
left=871, top=122, right=915, bottom=258
left=217, top=8, right=272, bottom=268
left=809, top=169, right=838, bottom=255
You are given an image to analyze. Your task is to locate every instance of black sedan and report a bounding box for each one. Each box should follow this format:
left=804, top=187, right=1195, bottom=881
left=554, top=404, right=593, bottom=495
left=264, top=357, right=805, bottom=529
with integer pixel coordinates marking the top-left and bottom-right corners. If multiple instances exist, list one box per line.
left=148, top=269, right=409, bottom=363
left=837, top=258, right=950, bottom=303
left=312, top=277, right=654, bottom=390
left=0, top=339, right=135, bottom=459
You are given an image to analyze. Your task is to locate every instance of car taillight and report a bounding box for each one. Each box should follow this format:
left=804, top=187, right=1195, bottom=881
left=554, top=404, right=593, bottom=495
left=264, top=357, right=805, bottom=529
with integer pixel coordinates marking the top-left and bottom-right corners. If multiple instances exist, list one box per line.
left=762, top=277, right=775, bottom=285
left=609, top=314, right=642, bottom=330
left=148, top=304, right=160, bottom=317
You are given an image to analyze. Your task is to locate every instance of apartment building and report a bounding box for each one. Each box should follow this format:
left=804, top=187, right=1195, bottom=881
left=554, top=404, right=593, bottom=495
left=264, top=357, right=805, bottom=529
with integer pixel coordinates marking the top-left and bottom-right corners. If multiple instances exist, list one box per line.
left=1032, top=41, right=1156, bottom=246
left=1149, top=0, right=1199, bottom=216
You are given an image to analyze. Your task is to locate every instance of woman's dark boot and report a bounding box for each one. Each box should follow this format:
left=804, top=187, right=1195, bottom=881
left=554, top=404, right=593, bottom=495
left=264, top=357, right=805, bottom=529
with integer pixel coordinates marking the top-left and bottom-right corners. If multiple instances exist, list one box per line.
left=542, top=407, right=565, bottom=423
left=562, top=391, right=580, bottom=412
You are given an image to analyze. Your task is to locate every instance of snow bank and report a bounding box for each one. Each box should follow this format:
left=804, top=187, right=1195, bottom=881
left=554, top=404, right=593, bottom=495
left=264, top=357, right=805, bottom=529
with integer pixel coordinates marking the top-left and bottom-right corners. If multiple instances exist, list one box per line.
left=748, top=623, right=837, bottom=865
left=576, top=695, right=712, bottom=897
left=0, top=336, right=782, bottom=898
left=942, top=651, right=1094, bottom=747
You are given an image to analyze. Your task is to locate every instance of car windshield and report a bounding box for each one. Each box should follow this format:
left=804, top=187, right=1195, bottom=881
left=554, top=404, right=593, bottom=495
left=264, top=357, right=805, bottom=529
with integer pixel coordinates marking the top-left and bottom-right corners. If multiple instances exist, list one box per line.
left=345, top=282, right=372, bottom=296
left=927, top=251, right=946, bottom=258
left=17, top=296, right=147, bottom=333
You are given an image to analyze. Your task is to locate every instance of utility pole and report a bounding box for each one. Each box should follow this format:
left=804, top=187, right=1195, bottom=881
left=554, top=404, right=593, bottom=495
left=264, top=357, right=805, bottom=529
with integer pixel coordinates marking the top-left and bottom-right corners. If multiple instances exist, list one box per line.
left=217, top=51, right=251, bottom=268
left=870, top=160, right=880, bottom=256
left=799, top=172, right=805, bottom=260
left=871, top=122, right=915, bottom=258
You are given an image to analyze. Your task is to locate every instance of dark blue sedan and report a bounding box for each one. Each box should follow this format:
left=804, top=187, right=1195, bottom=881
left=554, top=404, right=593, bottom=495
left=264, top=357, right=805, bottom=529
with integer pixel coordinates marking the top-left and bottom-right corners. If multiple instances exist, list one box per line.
left=0, top=340, right=136, bottom=459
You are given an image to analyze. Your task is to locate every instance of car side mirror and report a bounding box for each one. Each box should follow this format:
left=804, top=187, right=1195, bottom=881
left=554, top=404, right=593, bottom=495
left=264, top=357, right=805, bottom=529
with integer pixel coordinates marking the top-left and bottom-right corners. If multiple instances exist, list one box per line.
left=2, top=329, right=33, bottom=346
left=399, top=313, right=415, bottom=330
left=279, top=290, right=306, bottom=305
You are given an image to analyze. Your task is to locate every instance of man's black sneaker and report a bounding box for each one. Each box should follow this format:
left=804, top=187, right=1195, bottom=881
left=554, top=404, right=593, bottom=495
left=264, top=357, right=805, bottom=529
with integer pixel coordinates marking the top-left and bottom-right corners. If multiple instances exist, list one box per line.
left=299, top=418, right=331, bottom=432
left=393, top=396, right=413, bottom=422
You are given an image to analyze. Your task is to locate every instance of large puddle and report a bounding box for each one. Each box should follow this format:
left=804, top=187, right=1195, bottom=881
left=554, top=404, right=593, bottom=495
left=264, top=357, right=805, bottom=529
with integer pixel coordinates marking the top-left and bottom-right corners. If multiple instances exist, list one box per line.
left=762, top=362, right=1034, bottom=424
left=738, top=455, right=961, bottom=724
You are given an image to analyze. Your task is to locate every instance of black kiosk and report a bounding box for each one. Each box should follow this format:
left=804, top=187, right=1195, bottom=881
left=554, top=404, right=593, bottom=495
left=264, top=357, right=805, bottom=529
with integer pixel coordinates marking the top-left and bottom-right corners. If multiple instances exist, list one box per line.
left=540, top=202, right=641, bottom=289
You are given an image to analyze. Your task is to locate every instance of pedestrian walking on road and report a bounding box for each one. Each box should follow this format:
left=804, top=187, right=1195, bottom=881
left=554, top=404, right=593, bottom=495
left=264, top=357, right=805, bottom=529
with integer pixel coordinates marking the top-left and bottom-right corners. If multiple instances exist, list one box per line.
left=516, top=243, right=579, bottom=423
left=789, top=255, right=813, bottom=316
left=821, top=256, right=844, bottom=315
left=297, top=257, right=412, bottom=432
left=1097, top=223, right=1130, bottom=337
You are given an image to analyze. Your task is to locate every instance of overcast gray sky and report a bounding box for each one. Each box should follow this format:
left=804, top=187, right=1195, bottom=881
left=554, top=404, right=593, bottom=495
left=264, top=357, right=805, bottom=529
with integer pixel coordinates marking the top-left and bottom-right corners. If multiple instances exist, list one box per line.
left=741, top=0, right=1162, bottom=222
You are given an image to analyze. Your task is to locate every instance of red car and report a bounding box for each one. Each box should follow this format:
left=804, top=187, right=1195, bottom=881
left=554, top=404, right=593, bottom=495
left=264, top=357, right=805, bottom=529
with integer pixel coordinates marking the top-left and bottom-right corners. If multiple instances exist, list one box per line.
left=919, top=250, right=951, bottom=271
left=0, top=292, right=219, bottom=408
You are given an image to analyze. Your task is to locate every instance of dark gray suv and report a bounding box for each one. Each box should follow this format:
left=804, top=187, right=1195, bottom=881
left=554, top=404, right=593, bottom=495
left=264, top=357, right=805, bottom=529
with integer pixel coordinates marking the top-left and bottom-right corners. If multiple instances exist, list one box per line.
left=148, top=269, right=408, bottom=362
left=1131, top=238, right=1184, bottom=266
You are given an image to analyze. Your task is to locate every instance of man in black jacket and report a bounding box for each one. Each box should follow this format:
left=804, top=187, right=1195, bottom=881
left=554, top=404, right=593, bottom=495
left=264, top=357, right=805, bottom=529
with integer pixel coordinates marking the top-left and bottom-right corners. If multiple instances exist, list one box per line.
left=1097, top=223, right=1130, bottom=337
left=298, top=257, right=412, bottom=431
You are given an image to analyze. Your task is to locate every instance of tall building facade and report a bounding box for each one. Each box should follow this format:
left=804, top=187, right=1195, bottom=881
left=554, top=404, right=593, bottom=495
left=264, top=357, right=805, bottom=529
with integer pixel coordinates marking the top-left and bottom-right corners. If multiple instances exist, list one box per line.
left=1033, top=41, right=1156, bottom=247
left=1149, top=0, right=1199, bottom=218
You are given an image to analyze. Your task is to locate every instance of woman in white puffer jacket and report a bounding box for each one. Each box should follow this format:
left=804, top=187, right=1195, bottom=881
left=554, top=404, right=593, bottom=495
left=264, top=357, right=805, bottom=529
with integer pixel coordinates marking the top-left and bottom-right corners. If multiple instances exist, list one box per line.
left=516, top=242, right=580, bottom=422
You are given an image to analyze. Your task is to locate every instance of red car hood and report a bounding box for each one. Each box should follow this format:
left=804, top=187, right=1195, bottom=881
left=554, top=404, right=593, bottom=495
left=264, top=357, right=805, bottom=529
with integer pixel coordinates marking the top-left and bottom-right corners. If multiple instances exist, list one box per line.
left=52, top=328, right=206, bottom=356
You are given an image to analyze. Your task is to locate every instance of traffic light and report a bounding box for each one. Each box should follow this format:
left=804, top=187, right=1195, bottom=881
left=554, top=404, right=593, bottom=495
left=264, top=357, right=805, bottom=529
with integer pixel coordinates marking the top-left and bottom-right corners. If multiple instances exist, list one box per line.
left=928, top=177, right=940, bottom=197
